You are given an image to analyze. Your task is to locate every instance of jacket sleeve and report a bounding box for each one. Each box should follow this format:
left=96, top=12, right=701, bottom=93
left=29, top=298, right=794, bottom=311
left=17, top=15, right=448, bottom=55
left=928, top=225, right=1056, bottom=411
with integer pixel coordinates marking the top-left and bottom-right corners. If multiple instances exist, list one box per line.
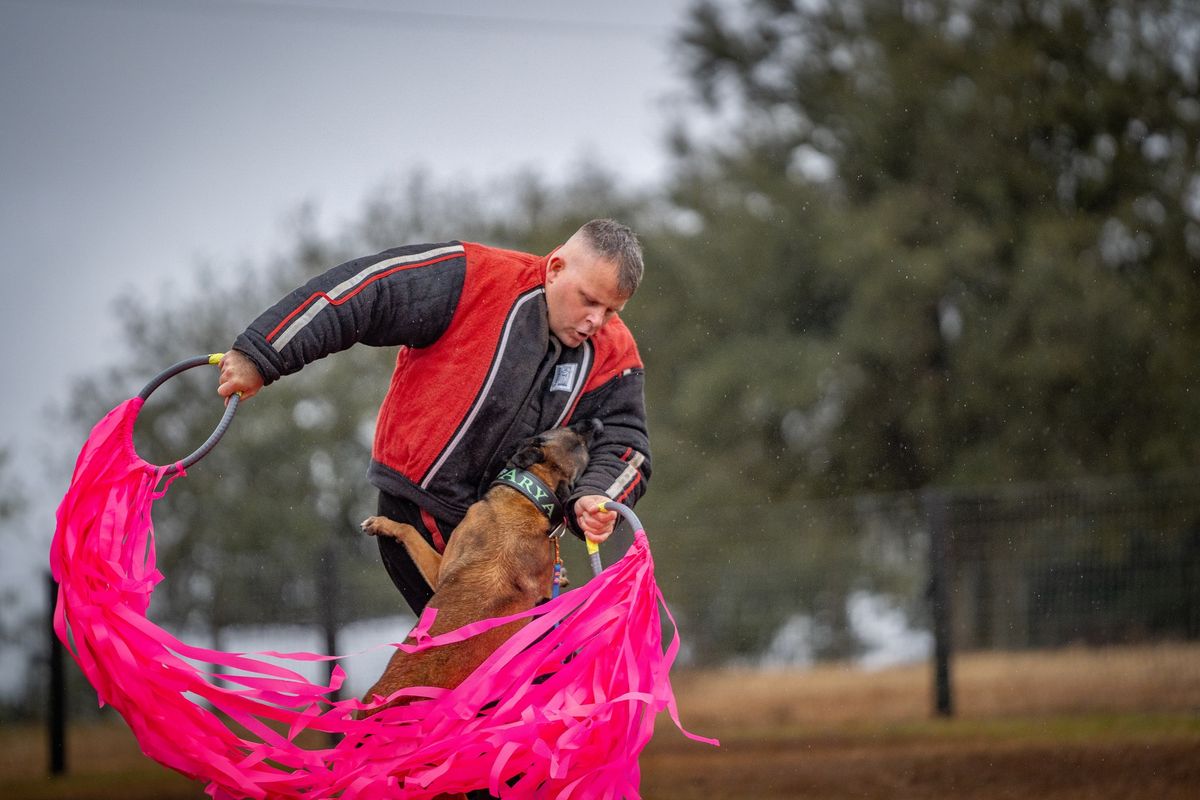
left=232, top=243, right=466, bottom=384
left=565, top=367, right=652, bottom=537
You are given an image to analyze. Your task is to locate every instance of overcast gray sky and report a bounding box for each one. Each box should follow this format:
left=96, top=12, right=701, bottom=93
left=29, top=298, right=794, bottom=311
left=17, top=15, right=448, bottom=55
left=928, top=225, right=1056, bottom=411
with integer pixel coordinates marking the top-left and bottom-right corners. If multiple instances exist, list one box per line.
left=0, top=0, right=695, bottom=685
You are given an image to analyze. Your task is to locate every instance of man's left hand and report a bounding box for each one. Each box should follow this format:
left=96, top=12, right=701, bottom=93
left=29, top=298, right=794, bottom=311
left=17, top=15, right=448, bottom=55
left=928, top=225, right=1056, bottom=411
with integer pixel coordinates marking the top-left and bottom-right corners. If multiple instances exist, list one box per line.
left=574, top=495, right=618, bottom=544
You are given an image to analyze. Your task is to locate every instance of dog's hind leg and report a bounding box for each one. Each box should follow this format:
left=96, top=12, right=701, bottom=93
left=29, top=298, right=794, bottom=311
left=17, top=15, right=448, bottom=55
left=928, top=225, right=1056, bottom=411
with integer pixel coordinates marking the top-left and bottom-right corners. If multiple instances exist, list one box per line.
left=361, top=516, right=443, bottom=589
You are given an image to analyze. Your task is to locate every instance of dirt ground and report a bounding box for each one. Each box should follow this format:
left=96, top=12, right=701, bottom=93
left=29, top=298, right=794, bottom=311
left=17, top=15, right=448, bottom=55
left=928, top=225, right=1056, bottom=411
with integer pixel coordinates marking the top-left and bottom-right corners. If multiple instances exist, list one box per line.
left=2, top=644, right=1198, bottom=799
left=641, top=730, right=1199, bottom=799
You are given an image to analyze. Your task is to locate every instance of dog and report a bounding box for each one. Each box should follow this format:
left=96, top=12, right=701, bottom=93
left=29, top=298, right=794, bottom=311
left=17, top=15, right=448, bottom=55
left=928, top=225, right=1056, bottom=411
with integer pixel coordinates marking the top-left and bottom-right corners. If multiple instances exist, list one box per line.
left=357, top=419, right=601, bottom=717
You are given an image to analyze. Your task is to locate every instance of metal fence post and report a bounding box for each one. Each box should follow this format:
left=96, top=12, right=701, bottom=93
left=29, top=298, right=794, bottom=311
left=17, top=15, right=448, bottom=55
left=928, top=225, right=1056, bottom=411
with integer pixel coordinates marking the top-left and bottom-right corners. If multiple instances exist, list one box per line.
left=47, top=571, right=67, bottom=776
left=924, top=491, right=954, bottom=717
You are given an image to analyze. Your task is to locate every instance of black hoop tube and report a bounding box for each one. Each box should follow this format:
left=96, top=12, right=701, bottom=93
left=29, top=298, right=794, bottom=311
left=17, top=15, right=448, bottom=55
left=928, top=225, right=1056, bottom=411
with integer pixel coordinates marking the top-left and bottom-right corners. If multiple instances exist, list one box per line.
left=136, top=354, right=239, bottom=474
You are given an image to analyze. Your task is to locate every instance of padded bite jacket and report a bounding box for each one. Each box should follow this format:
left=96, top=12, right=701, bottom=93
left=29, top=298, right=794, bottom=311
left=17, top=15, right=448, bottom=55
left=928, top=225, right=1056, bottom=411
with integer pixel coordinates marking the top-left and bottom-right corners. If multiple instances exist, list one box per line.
left=233, top=241, right=651, bottom=530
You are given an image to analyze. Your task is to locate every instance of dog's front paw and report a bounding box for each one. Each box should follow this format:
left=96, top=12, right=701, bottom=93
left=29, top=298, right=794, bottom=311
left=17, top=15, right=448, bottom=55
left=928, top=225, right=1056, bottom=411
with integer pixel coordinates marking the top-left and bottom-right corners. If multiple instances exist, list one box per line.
left=361, top=515, right=414, bottom=543
left=361, top=516, right=388, bottom=537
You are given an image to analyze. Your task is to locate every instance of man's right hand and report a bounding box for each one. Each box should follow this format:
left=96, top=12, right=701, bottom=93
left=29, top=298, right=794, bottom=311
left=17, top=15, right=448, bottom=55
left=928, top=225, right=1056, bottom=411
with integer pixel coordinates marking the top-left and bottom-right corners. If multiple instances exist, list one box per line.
left=217, top=349, right=264, bottom=401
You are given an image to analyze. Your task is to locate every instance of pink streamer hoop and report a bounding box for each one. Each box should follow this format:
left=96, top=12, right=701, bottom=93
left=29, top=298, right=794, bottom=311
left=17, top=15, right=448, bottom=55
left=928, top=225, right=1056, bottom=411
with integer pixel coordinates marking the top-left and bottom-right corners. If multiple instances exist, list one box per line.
left=50, top=397, right=716, bottom=799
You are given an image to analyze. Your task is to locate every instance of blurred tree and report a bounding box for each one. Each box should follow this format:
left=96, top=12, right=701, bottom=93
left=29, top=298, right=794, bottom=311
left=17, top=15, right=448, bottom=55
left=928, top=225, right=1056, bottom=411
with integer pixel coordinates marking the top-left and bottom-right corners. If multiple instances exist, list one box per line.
left=0, top=448, right=55, bottom=722
left=0, top=445, right=28, bottom=649
left=625, top=0, right=1200, bottom=661
left=665, top=0, right=1200, bottom=497
left=52, top=0, right=1200, bottom=670
left=0, top=446, right=23, bottom=525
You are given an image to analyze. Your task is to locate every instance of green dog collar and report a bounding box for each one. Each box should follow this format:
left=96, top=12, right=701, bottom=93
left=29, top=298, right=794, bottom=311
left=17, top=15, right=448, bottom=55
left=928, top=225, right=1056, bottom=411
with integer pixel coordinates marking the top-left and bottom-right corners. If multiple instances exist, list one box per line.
left=492, top=467, right=565, bottom=528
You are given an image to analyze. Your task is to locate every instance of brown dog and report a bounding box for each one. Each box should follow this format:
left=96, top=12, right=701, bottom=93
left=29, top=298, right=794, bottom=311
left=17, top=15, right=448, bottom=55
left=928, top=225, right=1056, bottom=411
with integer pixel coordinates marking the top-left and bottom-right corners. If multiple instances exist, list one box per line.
left=357, top=419, right=600, bottom=716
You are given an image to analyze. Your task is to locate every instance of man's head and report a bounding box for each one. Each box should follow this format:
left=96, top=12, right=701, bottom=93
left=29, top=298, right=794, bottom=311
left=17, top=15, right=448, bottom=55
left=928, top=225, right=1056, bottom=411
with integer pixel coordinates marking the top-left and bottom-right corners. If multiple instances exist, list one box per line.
left=544, top=219, right=643, bottom=348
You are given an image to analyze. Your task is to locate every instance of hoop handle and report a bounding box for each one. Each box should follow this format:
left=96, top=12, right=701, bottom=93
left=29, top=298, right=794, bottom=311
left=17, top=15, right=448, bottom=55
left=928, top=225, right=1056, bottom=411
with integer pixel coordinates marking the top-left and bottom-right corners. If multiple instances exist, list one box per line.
left=136, top=353, right=239, bottom=474
left=586, top=500, right=645, bottom=576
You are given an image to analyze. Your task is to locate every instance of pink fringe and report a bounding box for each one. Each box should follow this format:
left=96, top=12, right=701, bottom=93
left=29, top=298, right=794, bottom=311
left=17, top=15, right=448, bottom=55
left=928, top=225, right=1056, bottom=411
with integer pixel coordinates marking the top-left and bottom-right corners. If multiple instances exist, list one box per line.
left=50, top=398, right=716, bottom=799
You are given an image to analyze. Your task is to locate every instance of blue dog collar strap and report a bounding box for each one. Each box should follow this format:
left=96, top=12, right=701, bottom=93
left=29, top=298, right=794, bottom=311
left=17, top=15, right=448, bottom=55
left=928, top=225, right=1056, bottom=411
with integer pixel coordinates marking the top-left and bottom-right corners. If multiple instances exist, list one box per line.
left=492, top=467, right=565, bottom=528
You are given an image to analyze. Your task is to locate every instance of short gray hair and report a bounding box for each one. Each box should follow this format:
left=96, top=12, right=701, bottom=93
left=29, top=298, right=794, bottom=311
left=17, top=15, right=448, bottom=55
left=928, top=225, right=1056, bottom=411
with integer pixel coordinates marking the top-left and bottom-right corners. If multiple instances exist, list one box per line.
left=578, top=218, right=644, bottom=296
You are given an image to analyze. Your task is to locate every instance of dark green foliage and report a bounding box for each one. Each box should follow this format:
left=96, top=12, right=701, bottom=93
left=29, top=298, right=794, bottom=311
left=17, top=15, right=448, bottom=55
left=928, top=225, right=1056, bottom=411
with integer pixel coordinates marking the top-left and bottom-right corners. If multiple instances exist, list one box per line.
left=621, top=0, right=1200, bottom=661
left=646, top=0, right=1200, bottom=500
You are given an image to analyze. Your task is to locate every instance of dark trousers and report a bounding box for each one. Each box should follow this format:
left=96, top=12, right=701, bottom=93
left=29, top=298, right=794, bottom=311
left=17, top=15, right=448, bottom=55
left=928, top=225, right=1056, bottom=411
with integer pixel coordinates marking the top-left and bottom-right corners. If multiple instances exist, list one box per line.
left=374, top=492, right=458, bottom=615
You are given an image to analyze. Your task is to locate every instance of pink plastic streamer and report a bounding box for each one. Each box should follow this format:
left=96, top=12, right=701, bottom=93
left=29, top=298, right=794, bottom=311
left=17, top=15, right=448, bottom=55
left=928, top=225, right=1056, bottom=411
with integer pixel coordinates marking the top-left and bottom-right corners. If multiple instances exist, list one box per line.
left=50, top=398, right=716, bottom=799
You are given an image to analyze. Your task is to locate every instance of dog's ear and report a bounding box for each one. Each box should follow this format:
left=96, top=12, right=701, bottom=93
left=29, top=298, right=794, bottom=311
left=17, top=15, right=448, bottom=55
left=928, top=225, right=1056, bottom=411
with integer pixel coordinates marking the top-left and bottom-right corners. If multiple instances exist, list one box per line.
left=570, top=418, right=603, bottom=443
left=511, top=442, right=545, bottom=469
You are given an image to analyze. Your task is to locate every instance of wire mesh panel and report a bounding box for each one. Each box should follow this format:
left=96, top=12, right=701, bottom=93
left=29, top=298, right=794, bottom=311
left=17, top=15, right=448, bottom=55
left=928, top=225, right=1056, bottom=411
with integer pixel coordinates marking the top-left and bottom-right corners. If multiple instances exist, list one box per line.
left=647, top=493, right=931, bottom=667
left=941, top=472, right=1200, bottom=650
left=648, top=470, right=1200, bottom=668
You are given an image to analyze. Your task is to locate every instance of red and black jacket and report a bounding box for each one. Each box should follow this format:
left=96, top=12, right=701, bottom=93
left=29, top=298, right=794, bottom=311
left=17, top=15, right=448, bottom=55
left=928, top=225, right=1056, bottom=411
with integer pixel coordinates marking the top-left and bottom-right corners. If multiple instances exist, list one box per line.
left=232, top=241, right=650, bottom=533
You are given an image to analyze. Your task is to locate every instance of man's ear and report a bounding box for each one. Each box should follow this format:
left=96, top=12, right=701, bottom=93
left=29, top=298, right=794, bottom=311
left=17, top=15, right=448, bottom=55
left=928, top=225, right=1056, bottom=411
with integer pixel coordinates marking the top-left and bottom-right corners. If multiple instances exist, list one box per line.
left=545, top=251, right=565, bottom=283
left=512, top=443, right=545, bottom=469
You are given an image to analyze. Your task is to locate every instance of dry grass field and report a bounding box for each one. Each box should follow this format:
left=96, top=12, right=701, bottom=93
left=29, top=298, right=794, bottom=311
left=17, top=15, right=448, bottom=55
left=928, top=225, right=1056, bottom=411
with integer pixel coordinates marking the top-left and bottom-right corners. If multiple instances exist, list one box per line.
left=2, top=643, right=1197, bottom=799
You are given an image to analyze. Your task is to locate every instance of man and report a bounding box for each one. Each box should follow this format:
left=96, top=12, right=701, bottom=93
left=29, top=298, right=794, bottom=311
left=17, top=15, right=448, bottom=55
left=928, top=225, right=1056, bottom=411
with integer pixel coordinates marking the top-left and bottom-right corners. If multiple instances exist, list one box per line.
left=217, top=219, right=651, bottom=614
